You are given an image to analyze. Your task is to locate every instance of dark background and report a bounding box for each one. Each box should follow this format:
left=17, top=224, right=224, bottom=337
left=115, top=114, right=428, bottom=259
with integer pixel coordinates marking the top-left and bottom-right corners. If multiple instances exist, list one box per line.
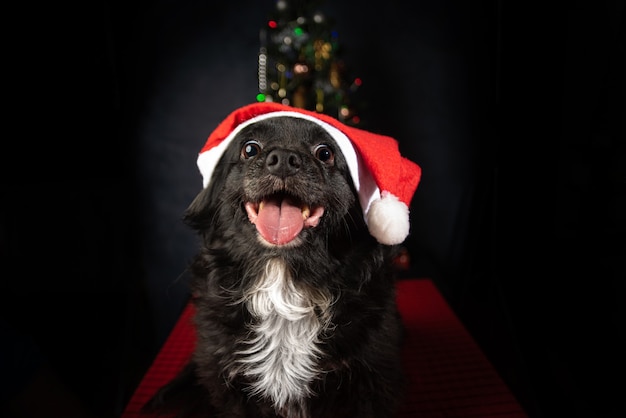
left=1, top=1, right=624, bottom=417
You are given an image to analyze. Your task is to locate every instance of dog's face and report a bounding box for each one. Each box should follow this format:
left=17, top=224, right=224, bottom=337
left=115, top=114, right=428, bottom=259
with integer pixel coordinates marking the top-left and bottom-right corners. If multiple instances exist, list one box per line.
left=185, top=116, right=370, bottom=255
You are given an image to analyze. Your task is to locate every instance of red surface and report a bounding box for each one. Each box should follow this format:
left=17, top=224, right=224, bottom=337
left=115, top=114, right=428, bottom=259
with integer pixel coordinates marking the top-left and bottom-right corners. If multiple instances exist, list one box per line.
left=122, top=279, right=528, bottom=417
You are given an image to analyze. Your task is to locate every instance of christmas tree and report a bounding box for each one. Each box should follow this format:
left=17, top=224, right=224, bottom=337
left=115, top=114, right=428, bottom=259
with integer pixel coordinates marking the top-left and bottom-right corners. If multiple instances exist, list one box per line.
left=256, top=0, right=363, bottom=126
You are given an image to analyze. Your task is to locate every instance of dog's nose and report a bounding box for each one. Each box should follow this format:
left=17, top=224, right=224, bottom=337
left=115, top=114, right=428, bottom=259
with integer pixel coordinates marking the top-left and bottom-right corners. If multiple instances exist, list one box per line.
left=266, top=149, right=302, bottom=178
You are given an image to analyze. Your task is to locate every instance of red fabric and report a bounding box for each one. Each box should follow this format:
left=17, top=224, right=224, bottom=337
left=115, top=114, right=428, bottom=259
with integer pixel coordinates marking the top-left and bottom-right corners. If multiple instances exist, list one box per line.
left=122, top=279, right=527, bottom=417
left=199, top=102, right=422, bottom=207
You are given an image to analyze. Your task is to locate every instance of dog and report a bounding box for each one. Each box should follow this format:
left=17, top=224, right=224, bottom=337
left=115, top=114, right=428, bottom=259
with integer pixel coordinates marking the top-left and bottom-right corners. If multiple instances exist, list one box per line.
left=143, top=104, right=421, bottom=417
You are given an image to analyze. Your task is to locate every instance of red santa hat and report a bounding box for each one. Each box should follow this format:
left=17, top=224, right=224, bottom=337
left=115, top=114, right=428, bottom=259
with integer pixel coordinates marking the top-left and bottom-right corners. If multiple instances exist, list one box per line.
left=197, top=102, right=422, bottom=245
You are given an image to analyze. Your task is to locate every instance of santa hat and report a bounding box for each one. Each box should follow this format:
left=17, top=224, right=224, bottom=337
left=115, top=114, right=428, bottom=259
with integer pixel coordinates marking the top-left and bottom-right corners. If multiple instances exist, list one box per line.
left=197, top=102, right=422, bottom=245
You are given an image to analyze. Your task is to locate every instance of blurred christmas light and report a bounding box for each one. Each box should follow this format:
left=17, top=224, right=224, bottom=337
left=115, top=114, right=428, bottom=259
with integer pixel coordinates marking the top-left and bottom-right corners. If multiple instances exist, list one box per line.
left=293, top=63, right=309, bottom=74
left=258, top=51, right=267, bottom=92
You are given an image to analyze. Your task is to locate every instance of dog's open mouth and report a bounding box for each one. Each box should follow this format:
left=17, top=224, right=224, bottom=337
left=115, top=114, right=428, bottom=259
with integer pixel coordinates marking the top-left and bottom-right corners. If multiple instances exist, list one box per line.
left=244, top=193, right=325, bottom=245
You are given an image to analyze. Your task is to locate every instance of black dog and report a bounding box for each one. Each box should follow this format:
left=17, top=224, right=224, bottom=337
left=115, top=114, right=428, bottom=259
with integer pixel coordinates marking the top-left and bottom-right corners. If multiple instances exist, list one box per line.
left=144, top=114, right=409, bottom=418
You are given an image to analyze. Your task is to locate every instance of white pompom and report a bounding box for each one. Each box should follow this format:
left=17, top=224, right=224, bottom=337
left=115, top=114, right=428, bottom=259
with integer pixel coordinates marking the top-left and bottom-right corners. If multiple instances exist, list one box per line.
left=365, top=191, right=410, bottom=245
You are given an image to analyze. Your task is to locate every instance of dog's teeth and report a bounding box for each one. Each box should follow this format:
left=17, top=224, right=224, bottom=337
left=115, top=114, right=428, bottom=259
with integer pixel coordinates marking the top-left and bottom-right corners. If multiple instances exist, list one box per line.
left=259, top=201, right=264, bottom=211
left=302, top=205, right=310, bottom=219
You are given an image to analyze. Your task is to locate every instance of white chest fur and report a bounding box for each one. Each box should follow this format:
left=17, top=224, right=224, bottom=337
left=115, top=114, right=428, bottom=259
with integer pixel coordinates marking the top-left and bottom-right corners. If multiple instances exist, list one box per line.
left=234, top=258, right=334, bottom=411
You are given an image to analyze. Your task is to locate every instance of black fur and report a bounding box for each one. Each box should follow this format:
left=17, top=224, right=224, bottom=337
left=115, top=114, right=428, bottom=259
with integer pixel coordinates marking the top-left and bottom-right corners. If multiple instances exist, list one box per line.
left=143, top=117, right=406, bottom=418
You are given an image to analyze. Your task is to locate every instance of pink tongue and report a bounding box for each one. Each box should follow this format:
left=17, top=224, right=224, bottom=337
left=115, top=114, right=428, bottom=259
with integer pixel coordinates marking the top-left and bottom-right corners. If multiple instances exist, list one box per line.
left=256, top=196, right=304, bottom=245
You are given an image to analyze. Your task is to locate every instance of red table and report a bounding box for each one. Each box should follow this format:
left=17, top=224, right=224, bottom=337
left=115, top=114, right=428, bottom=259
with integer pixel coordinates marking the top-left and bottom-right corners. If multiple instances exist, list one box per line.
left=122, top=279, right=527, bottom=417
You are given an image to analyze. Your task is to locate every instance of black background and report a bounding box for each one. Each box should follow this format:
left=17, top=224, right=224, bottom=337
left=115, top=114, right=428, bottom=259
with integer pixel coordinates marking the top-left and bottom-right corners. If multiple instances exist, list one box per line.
left=1, top=1, right=624, bottom=417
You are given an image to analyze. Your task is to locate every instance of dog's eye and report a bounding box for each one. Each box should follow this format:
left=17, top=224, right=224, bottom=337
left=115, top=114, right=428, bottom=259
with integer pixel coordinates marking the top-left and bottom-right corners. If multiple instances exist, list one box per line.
left=241, top=140, right=262, bottom=159
left=313, top=144, right=334, bottom=165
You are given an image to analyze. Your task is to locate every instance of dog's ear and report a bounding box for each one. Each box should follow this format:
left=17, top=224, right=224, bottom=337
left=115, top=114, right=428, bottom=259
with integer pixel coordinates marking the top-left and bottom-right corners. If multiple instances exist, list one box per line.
left=184, top=141, right=241, bottom=231
left=183, top=185, right=215, bottom=230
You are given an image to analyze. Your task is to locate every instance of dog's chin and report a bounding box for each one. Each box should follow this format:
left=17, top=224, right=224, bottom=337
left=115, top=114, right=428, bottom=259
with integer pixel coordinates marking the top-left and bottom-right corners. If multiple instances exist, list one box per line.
left=244, top=192, right=325, bottom=246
